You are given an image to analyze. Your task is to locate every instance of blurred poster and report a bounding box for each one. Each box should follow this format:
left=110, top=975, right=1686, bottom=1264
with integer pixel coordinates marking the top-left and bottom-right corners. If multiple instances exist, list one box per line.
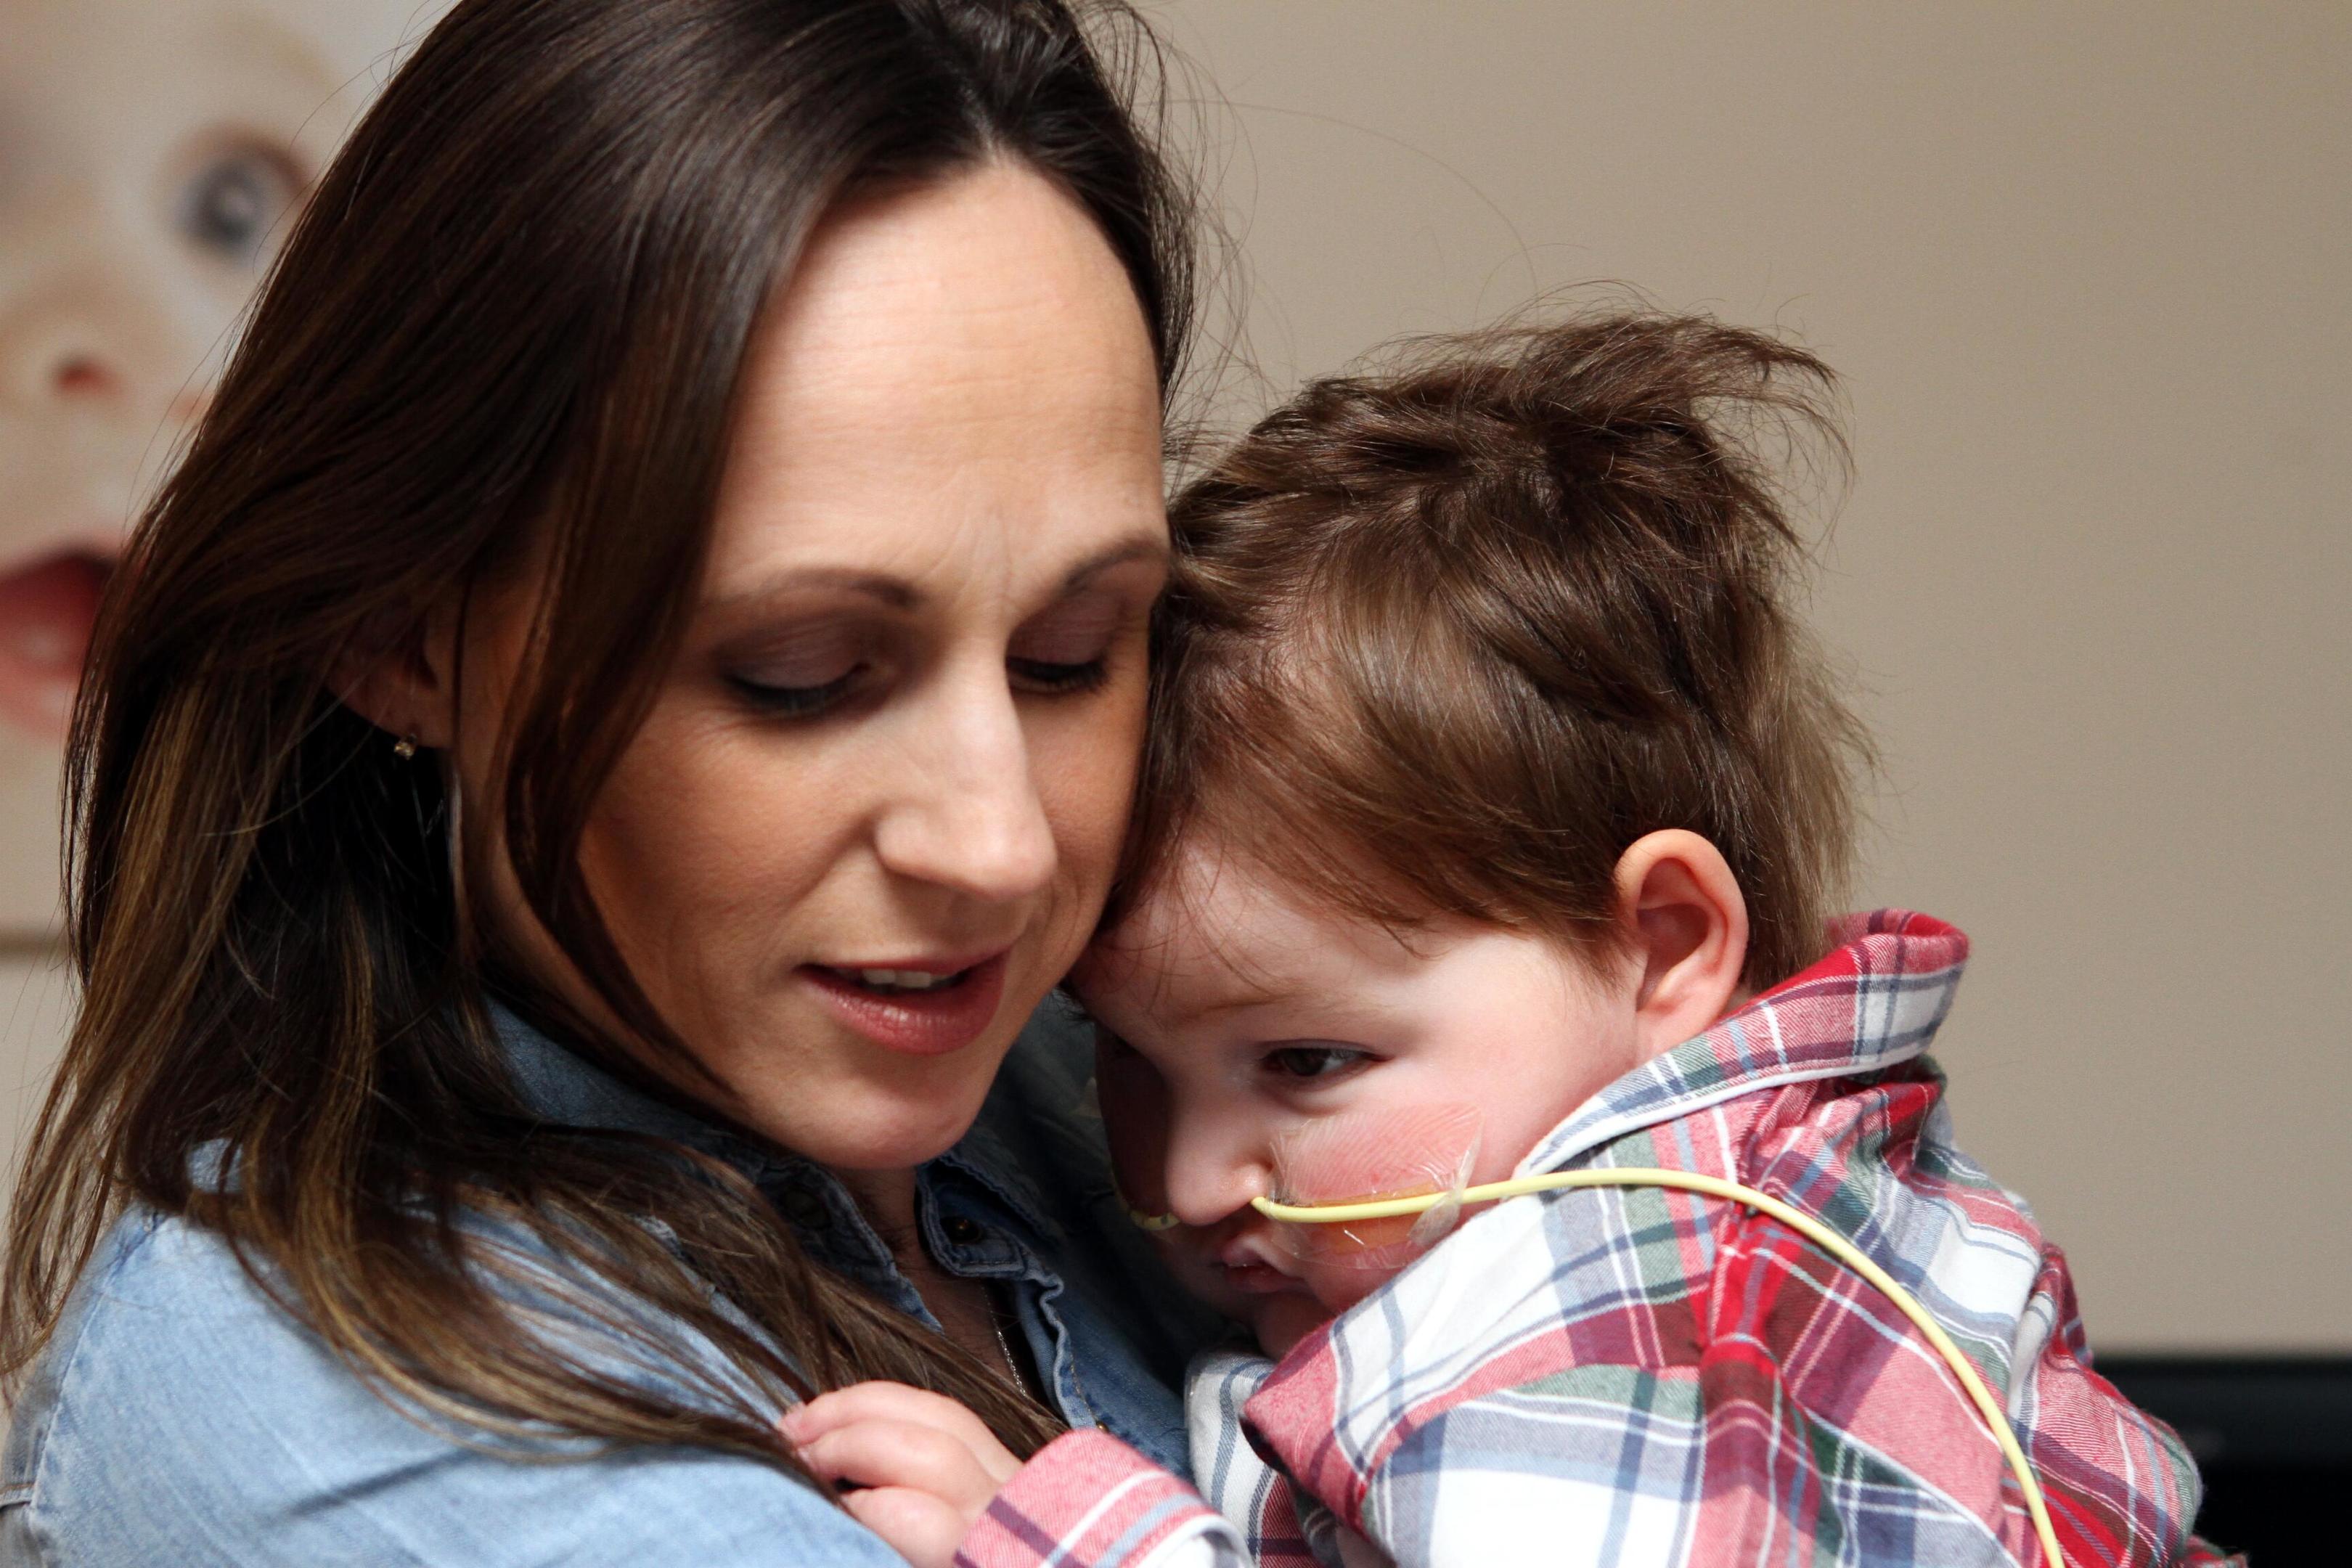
left=0, top=0, right=447, bottom=936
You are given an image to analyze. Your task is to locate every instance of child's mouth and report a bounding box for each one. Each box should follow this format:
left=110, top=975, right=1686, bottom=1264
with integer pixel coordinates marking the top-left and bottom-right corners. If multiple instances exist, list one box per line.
left=0, top=549, right=113, bottom=739
left=1217, top=1259, right=1301, bottom=1294
left=1212, top=1235, right=1310, bottom=1294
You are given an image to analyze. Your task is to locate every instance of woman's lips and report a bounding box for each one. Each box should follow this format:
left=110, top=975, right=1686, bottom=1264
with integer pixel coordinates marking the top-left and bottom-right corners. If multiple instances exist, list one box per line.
left=799, top=952, right=1010, bottom=1057
left=0, top=550, right=112, bottom=738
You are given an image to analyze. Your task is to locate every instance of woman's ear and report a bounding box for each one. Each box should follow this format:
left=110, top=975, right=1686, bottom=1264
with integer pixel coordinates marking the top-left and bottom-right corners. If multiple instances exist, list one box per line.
left=1612, top=829, right=1750, bottom=1064
left=333, top=605, right=460, bottom=751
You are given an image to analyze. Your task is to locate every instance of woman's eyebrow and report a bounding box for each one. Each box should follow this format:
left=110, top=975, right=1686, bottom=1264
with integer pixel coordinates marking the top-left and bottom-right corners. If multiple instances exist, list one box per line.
left=703, top=566, right=918, bottom=614
left=1058, top=534, right=1170, bottom=592
left=705, top=533, right=1167, bottom=615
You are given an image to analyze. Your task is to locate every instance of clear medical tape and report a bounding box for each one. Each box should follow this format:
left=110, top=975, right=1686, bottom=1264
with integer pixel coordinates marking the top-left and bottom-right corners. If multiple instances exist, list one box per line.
left=1257, top=1102, right=1485, bottom=1270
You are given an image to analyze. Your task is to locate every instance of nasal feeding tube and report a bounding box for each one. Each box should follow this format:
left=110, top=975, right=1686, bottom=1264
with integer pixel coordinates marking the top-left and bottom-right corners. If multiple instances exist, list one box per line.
left=1135, top=1103, right=2072, bottom=1568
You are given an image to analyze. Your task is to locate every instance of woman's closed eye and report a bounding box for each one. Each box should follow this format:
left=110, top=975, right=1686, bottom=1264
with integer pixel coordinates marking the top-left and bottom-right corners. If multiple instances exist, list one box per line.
left=1007, top=653, right=1108, bottom=695
left=735, top=651, right=1102, bottom=715
left=1008, top=592, right=1128, bottom=696
left=723, top=624, right=875, bottom=718
left=1261, top=1043, right=1375, bottom=1083
left=719, top=590, right=1130, bottom=717
left=730, top=665, right=868, bottom=716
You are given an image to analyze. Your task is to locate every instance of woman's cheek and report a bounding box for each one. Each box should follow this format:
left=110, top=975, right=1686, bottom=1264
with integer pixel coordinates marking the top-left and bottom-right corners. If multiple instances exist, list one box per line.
left=577, top=704, right=829, bottom=1018
left=1032, top=685, right=1148, bottom=934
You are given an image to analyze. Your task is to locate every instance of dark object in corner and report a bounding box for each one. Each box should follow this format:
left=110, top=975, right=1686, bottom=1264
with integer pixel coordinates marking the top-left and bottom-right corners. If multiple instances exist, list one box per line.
left=2098, top=1355, right=2352, bottom=1563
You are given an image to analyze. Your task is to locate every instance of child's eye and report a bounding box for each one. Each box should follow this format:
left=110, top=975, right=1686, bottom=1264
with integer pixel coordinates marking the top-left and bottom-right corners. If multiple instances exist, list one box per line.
left=177, top=144, right=303, bottom=266
left=1261, top=1044, right=1372, bottom=1082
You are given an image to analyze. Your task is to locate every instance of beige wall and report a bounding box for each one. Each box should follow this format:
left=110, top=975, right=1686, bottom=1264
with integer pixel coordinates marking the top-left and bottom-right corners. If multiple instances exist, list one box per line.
left=1153, top=1, right=2348, bottom=1349
left=4, top=4, right=2343, bottom=1355
left=0, top=953, right=71, bottom=1207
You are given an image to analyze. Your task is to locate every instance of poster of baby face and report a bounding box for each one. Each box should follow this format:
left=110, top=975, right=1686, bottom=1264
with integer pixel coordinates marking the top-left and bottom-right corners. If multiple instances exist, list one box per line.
left=0, top=0, right=447, bottom=935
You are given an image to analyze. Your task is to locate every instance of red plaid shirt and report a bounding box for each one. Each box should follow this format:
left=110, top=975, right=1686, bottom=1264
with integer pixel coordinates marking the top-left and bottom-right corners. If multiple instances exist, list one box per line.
left=957, top=912, right=2234, bottom=1568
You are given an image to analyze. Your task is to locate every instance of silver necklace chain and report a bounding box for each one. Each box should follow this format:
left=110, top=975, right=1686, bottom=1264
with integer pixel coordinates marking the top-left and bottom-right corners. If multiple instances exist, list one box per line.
left=987, top=1284, right=1036, bottom=1401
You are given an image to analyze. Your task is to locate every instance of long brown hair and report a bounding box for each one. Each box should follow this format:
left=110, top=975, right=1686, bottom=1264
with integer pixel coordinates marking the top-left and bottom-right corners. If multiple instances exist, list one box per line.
left=1127, top=312, right=1869, bottom=989
left=3, top=0, right=1196, bottom=1473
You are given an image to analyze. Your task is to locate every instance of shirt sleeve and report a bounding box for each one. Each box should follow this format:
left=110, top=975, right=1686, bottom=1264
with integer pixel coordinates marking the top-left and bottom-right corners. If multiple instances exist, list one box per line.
left=12, top=1213, right=913, bottom=1567
left=956, top=1431, right=1251, bottom=1568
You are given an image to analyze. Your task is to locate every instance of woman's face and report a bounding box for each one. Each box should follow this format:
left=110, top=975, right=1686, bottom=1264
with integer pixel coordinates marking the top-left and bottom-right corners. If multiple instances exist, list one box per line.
left=461, top=163, right=1168, bottom=1175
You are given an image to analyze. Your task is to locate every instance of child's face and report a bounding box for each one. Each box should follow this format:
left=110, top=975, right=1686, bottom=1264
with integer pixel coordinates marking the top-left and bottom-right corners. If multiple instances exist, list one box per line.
left=0, top=0, right=361, bottom=732
left=0, top=0, right=432, bottom=925
left=1072, top=844, right=1644, bottom=1358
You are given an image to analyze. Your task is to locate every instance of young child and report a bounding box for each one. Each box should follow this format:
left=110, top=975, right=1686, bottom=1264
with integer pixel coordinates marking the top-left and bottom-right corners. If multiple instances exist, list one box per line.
left=784, top=315, right=2230, bottom=1568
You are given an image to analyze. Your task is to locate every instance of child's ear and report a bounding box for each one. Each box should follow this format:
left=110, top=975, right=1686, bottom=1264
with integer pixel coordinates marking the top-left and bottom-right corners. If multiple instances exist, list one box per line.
left=1611, top=830, right=1749, bottom=1064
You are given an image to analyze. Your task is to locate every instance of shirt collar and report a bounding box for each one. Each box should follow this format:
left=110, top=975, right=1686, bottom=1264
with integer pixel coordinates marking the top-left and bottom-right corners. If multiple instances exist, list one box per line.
left=493, top=1001, right=760, bottom=1167
left=1514, top=909, right=1970, bottom=1177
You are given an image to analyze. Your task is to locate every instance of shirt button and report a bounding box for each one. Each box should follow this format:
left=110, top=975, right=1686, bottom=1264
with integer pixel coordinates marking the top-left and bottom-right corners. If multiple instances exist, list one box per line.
left=943, top=1215, right=984, bottom=1246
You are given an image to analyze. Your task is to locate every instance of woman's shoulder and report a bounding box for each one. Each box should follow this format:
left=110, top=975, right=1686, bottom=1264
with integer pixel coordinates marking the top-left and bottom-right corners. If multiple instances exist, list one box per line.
left=4, top=1204, right=274, bottom=1487
left=1, top=1205, right=904, bottom=1568
left=4, top=1206, right=364, bottom=1561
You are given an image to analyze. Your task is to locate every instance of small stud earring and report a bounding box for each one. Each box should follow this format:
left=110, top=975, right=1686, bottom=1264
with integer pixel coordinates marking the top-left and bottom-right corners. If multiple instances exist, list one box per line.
left=392, top=734, right=418, bottom=761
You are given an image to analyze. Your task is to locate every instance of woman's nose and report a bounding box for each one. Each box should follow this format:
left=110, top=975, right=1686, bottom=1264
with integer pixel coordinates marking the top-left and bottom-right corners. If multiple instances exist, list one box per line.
left=871, top=674, right=1057, bottom=903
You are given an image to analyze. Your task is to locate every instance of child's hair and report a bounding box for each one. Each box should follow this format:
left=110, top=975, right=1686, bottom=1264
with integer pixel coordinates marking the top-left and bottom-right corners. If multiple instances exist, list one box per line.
left=1124, top=311, right=1871, bottom=989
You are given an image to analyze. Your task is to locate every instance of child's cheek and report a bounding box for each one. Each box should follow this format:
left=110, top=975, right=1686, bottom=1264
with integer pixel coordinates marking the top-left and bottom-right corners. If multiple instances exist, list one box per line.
left=1280, top=1211, right=1424, bottom=1273
left=1302, top=1258, right=1387, bottom=1316
left=1252, top=1293, right=1336, bottom=1361
left=1151, top=1230, right=1257, bottom=1323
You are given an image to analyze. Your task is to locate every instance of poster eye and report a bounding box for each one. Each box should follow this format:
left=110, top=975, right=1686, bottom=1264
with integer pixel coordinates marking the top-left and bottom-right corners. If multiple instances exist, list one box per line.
left=177, top=146, right=303, bottom=264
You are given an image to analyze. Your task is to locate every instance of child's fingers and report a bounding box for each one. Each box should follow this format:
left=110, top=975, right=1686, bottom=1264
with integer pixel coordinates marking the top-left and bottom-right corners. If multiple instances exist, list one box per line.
left=792, top=1417, right=999, bottom=1511
left=838, top=1486, right=968, bottom=1568
left=784, top=1381, right=1022, bottom=1484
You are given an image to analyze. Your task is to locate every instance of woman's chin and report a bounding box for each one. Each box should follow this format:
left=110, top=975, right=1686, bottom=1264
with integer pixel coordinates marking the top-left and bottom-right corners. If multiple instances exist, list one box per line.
left=820, top=1101, right=990, bottom=1174
left=742, top=1044, right=1006, bottom=1174
left=681, top=971, right=1026, bottom=1168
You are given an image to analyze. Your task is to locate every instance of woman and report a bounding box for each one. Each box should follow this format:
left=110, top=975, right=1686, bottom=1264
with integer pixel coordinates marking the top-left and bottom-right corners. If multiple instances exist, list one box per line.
left=0, top=1, right=1217, bottom=1559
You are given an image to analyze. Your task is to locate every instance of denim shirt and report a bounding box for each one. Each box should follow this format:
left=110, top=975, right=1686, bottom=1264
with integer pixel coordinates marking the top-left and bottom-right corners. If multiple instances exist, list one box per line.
left=0, top=999, right=1218, bottom=1566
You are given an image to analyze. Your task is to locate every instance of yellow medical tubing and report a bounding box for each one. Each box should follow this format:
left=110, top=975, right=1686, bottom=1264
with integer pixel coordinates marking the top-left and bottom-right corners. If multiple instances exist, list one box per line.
left=1253, top=1169, right=2068, bottom=1568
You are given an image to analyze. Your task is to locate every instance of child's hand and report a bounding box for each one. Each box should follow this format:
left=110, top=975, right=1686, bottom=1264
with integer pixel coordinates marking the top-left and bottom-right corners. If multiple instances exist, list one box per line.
left=780, top=1381, right=1024, bottom=1568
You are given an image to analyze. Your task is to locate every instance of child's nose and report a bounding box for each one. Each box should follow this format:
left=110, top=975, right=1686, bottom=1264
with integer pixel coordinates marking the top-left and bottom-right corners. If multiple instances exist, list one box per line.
left=1, top=283, right=179, bottom=420
left=4, top=316, right=118, bottom=411
left=1162, top=1140, right=1273, bottom=1230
